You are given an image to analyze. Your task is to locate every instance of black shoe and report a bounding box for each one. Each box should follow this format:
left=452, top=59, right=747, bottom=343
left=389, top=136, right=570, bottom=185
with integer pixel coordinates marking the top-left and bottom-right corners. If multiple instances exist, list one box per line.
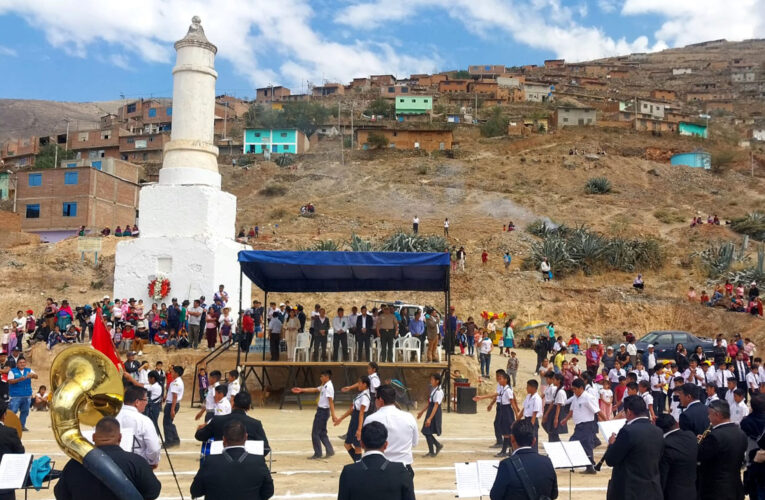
left=494, top=451, right=508, bottom=458
left=490, top=443, right=502, bottom=449
left=307, top=455, right=322, bottom=460
left=339, top=434, right=347, bottom=440
left=582, top=466, right=597, bottom=474
left=22, top=427, right=30, bottom=432
left=325, top=451, right=335, bottom=458
left=435, top=442, right=443, bottom=456
left=423, top=452, right=436, bottom=457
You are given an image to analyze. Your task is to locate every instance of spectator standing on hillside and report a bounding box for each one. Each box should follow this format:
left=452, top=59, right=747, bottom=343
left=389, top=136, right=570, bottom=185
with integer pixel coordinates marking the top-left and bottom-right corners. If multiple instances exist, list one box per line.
left=443, top=218, right=449, bottom=237
left=412, top=215, right=419, bottom=234
left=456, top=247, right=466, bottom=272
left=481, top=250, right=488, bottom=265
left=540, top=258, right=551, bottom=281
left=503, top=252, right=511, bottom=271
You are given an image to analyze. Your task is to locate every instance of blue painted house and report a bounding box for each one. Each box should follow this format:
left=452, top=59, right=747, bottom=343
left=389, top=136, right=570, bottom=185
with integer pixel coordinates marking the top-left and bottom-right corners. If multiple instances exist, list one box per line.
left=678, top=121, right=708, bottom=138
left=671, top=151, right=711, bottom=169
left=243, top=128, right=310, bottom=155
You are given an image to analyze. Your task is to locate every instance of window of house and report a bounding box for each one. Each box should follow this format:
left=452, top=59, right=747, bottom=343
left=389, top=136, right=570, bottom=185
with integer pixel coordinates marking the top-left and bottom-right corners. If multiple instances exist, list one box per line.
left=399, top=99, right=405, bottom=103
left=67, top=162, right=78, bottom=168
left=142, top=153, right=148, bottom=161
left=18, top=157, right=27, bottom=166
left=28, top=173, right=42, bottom=186
left=64, top=171, right=78, bottom=185
left=126, top=103, right=137, bottom=113
left=62, top=202, right=77, bottom=217
left=121, top=154, right=128, bottom=161
left=25, top=204, right=40, bottom=219
left=254, top=132, right=261, bottom=137
left=148, top=108, right=157, bottom=117
left=99, top=150, right=105, bottom=158
left=101, top=131, right=111, bottom=140
left=563, top=117, right=569, bottom=123
left=92, top=161, right=102, bottom=170
left=424, top=99, right=429, bottom=103
left=167, top=107, right=172, bottom=116
left=401, top=87, right=409, bottom=93
left=78, top=132, right=89, bottom=142
left=280, top=133, right=287, bottom=137
left=127, top=138, right=134, bottom=144
left=388, top=87, right=395, bottom=92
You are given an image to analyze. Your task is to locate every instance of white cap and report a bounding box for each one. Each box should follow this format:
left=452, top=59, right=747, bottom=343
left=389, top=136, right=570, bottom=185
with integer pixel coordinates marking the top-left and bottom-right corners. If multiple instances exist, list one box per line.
left=2, top=326, right=8, bottom=330
left=620, top=343, right=625, bottom=347
left=647, top=344, right=654, bottom=348
left=279, top=303, right=286, bottom=307
left=103, top=295, right=110, bottom=300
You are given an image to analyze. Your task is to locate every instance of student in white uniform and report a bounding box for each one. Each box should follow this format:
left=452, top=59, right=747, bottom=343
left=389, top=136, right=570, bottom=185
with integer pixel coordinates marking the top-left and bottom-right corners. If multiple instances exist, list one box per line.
left=225, top=369, right=240, bottom=407
left=473, top=370, right=519, bottom=456
left=137, top=361, right=150, bottom=385
left=631, top=361, right=649, bottom=383
left=143, top=370, right=164, bottom=429
left=292, top=369, right=337, bottom=459
left=522, top=379, right=544, bottom=452
left=116, top=385, right=161, bottom=468
left=746, top=362, right=760, bottom=400
left=194, top=370, right=221, bottom=423
left=163, top=365, right=185, bottom=448
left=650, top=365, right=668, bottom=415
left=560, top=379, right=602, bottom=474
left=542, top=373, right=569, bottom=443
left=725, top=378, right=738, bottom=407
left=608, top=362, right=626, bottom=384
left=418, top=373, right=444, bottom=457
left=472, top=369, right=511, bottom=448
left=704, top=384, right=719, bottom=407
left=669, top=376, right=684, bottom=422
left=637, top=380, right=656, bottom=422
left=342, top=362, right=380, bottom=416
left=212, top=385, right=232, bottom=416
left=730, top=389, right=749, bottom=424
left=717, top=363, right=734, bottom=399
left=335, top=375, right=371, bottom=462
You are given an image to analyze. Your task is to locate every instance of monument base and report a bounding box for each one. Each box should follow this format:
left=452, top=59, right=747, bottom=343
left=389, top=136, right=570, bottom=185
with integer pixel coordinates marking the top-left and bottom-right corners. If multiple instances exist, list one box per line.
left=114, top=235, right=251, bottom=309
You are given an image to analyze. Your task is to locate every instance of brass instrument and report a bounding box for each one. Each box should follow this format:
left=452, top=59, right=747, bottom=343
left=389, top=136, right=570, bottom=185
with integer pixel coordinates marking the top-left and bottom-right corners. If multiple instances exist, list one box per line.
left=50, top=346, right=142, bottom=500
left=697, top=424, right=712, bottom=444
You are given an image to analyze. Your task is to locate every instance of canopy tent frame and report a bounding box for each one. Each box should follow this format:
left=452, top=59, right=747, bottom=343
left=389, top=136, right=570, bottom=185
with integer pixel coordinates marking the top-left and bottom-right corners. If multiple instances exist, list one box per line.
left=235, top=250, right=452, bottom=411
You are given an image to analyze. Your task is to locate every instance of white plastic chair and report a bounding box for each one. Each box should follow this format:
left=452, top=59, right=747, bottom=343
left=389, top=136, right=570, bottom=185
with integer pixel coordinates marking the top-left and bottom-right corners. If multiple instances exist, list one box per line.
left=371, top=337, right=382, bottom=362
left=402, top=337, right=421, bottom=363
left=293, top=332, right=310, bottom=361
left=392, top=336, right=405, bottom=362
left=347, top=333, right=356, bottom=361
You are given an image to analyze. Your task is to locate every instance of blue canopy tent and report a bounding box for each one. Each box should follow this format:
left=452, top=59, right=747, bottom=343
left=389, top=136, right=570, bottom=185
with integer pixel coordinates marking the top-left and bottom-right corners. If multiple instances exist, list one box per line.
left=235, top=250, right=453, bottom=410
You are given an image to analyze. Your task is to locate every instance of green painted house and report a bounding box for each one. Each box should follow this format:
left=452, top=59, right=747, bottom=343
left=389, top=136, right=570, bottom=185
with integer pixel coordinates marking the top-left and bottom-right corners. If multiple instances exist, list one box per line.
left=679, top=121, right=708, bottom=139
left=243, top=128, right=310, bottom=154
left=395, top=96, right=433, bottom=115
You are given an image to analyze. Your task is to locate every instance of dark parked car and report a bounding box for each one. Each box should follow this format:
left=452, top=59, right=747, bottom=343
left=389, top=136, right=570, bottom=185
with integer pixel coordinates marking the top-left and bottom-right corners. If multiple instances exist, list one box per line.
left=612, top=330, right=715, bottom=361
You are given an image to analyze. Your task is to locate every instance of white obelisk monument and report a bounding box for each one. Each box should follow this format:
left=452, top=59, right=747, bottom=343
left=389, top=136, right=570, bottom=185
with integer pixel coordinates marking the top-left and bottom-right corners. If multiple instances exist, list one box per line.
left=114, top=16, right=251, bottom=307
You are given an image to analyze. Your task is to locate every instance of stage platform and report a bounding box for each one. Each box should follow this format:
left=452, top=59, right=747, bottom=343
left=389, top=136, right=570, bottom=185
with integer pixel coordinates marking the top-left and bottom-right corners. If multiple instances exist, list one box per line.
left=240, top=361, right=449, bottom=410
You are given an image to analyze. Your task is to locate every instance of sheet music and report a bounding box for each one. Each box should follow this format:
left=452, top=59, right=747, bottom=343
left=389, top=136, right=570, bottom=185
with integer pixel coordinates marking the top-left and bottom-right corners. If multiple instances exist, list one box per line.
left=209, top=440, right=265, bottom=456
left=0, top=453, right=32, bottom=489
left=561, top=441, right=593, bottom=468
left=598, top=419, right=626, bottom=443
left=454, top=462, right=481, bottom=498
left=476, top=460, right=499, bottom=496
left=542, top=442, right=572, bottom=468
left=82, top=429, right=134, bottom=452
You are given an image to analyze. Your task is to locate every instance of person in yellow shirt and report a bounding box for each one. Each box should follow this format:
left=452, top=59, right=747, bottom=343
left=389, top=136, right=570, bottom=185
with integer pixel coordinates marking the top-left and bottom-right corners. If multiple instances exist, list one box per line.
left=553, top=346, right=567, bottom=373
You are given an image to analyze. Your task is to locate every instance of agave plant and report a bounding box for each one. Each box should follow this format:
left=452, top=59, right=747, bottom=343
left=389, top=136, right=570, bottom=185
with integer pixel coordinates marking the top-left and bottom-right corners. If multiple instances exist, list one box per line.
left=310, top=239, right=340, bottom=251
left=731, top=212, right=765, bottom=241
left=530, top=236, right=576, bottom=275
left=727, top=245, right=765, bottom=284
left=526, top=219, right=569, bottom=238
left=348, top=233, right=374, bottom=252
left=567, top=229, right=607, bottom=275
left=698, top=241, right=736, bottom=278
left=585, top=177, right=612, bottom=195
left=378, top=231, right=448, bottom=252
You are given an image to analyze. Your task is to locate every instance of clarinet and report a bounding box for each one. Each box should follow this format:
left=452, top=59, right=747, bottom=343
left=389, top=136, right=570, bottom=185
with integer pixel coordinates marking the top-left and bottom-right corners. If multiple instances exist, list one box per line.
left=593, top=448, right=608, bottom=471
left=697, top=424, right=712, bottom=444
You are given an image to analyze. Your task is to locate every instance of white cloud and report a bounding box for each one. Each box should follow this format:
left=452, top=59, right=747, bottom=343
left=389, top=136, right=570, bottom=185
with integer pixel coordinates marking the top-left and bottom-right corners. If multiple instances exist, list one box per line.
left=597, top=0, right=620, bottom=13
left=0, top=45, right=17, bottom=56
left=0, top=0, right=438, bottom=91
left=622, top=0, right=765, bottom=47
left=336, top=0, right=663, bottom=62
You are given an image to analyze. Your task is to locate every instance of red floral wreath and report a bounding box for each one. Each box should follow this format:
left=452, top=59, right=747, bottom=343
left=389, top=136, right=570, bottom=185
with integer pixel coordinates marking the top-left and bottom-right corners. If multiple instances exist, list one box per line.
left=148, top=276, right=171, bottom=300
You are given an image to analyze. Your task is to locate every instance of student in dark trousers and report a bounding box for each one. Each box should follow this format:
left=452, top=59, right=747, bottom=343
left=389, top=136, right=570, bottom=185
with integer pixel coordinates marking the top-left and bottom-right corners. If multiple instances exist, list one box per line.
left=163, top=365, right=184, bottom=448
left=292, top=370, right=337, bottom=459
left=473, top=370, right=519, bottom=457
left=559, top=378, right=602, bottom=474
left=417, top=373, right=444, bottom=457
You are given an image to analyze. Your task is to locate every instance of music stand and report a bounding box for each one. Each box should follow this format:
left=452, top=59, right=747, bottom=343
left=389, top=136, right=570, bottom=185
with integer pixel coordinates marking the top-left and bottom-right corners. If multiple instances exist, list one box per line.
left=0, top=453, right=55, bottom=500
left=542, top=441, right=592, bottom=500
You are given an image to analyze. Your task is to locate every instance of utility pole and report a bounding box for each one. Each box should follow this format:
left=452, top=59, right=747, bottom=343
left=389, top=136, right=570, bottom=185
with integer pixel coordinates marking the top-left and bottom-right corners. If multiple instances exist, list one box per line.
left=350, top=102, right=354, bottom=151
left=752, top=149, right=755, bottom=178
left=338, top=101, right=344, bottom=165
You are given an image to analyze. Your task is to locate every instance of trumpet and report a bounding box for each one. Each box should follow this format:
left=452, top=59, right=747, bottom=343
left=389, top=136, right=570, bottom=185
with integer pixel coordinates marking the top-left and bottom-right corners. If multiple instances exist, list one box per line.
left=697, top=424, right=712, bottom=444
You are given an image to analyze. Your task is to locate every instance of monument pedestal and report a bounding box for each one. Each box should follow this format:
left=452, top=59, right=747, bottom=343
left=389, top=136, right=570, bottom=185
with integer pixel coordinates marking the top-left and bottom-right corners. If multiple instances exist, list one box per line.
left=114, top=184, right=251, bottom=307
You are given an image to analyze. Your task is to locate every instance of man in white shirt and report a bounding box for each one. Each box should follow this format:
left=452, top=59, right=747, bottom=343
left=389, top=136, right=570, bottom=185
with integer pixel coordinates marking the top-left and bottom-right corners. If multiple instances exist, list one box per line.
left=116, top=386, right=161, bottom=467
left=364, top=384, right=419, bottom=477
left=559, top=379, right=602, bottom=473
left=643, top=344, right=658, bottom=371
left=683, top=360, right=704, bottom=388
left=163, top=365, right=185, bottom=448
left=626, top=340, right=638, bottom=369
left=332, top=308, right=351, bottom=362
left=186, top=299, right=204, bottom=349
left=412, top=215, right=420, bottom=234
left=609, top=362, right=626, bottom=384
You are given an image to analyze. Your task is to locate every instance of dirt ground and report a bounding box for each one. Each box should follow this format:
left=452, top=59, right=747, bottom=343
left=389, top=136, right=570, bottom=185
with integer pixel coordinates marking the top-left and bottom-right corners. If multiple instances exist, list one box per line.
left=19, top=346, right=612, bottom=500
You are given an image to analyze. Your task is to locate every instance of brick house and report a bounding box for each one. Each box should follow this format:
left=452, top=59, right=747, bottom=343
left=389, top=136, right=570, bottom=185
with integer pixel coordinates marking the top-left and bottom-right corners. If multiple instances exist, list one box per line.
left=0, top=136, right=52, bottom=168
left=468, top=65, right=506, bottom=77
left=438, top=80, right=470, bottom=93
left=312, top=83, right=345, bottom=97
left=119, top=133, right=170, bottom=163
left=544, top=59, right=565, bottom=69
left=256, top=86, right=291, bottom=103
left=553, top=107, right=597, bottom=128
left=650, top=89, right=677, bottom=101
left=68, top=125, right=126, bottom=161
left=370, top=75, right=396, bottom=87
left=416, top=74, right=447, bottom=87
left=15, top=159, right=140, bottom=241
left=524, top=81, right=553, bottom=102
left=705, top=100, right=735, bottom=113
left=356, top=128, right=453, bottom=152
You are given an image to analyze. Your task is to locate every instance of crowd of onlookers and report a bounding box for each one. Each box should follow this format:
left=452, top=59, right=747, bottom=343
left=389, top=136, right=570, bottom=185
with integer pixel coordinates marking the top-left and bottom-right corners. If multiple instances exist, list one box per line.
left=689, top=280, right=763, bottom=317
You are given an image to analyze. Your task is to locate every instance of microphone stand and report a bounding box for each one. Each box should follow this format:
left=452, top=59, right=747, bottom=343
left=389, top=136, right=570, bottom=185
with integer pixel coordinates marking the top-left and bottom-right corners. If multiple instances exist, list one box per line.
left=155, top=423, right=185, bottom=500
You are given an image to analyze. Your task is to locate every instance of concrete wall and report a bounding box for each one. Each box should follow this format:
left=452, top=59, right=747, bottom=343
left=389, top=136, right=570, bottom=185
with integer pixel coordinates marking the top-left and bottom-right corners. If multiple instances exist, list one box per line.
left=356, top=129, right=453, bottom=152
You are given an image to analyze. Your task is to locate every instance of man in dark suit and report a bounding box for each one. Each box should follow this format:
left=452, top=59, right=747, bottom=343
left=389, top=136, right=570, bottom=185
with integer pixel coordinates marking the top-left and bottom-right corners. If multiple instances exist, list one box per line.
left=338, top=421, right=415, bottom=500
left=732, top=352, right=750, bottom=403
left=490, top=419, right=558, bottom=500
left=0, top=402, right=24, bottom=500
left=656, top=414, right=697, bottom=500
left=676, top=383, right=709, bottom=436
left=697, top=400, right=748, bottom=500
left=603, top=395, right=663, bottom=500
left=54, top=417, right=161, bottom=500
left=191, top=419, right=273, bottom=500
left=355, top=306, right=374, bottom=362
left=195, top=392, right=271, bottom=456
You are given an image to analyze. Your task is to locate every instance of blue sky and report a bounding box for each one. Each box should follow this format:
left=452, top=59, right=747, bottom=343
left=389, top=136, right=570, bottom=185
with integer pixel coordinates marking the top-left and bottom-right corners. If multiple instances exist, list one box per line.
left=0, top=0, right=762, bottom=102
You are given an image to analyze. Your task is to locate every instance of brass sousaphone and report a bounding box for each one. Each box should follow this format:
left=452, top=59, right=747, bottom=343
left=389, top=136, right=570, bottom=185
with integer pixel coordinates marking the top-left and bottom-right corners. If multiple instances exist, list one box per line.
left=49, top=346, right=142, bottom=500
